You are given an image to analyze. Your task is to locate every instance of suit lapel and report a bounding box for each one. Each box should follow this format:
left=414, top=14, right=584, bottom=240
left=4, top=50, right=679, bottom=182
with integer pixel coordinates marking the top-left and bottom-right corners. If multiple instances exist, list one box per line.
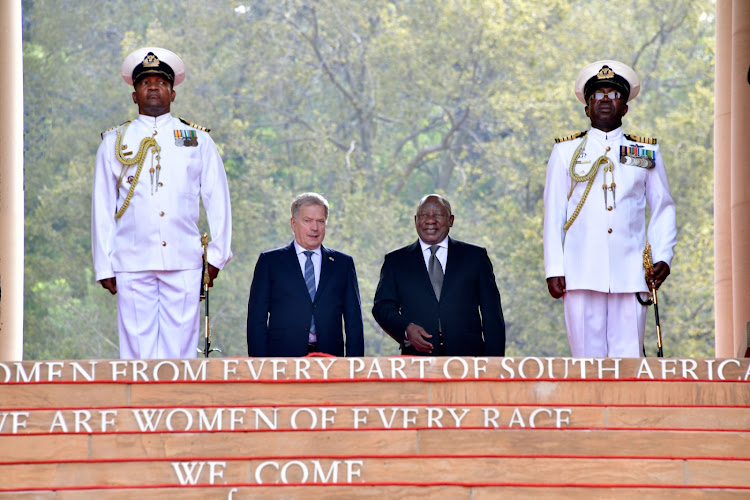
left=410, top=240, right=439, bottom=302
left=315, top=246, right=332, bottom=300
left=286, top=242, right=312, bottom=302
left=440, top=237, right=459, bottom=302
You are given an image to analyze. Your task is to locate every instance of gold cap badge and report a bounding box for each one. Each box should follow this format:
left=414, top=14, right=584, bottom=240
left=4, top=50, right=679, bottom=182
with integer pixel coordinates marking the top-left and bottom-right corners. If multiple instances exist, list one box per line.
left=142, top=53, right=160, bottom=68
left=597, top=66, right=615, bottom=79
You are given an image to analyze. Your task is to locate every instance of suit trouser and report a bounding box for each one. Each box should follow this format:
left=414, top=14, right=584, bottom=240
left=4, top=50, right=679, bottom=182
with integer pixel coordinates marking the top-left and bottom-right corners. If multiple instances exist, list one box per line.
left=115, top=269, right=202, bottom=359
left=563, top=290, right=646, bottom=357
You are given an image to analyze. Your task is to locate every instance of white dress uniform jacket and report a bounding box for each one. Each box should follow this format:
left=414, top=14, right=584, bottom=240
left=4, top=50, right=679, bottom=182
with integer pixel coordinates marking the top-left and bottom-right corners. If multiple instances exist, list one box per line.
left=543, top=127, right=676, bottom=293
left=92, top=113, right=232, bottom=279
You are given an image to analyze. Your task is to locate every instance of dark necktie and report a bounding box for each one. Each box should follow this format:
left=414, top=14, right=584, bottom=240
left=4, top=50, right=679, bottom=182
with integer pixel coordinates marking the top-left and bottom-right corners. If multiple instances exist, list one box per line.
left=428, top=245, right=443, bottom=300
left=303, top=251, right=316, bottom=334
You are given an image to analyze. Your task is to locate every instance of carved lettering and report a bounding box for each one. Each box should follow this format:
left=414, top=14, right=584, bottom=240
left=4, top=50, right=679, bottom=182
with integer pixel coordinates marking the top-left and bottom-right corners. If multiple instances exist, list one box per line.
left=518, top=357, right=544, bottom=378
left=172, top=461, right=226, bottom=485
left=443, top=357, right=469, bottom=378
left=14, top=362, right=41, bottom=382
left=70, top=361, right=97, bottom=381
left=252, top=408, right=275, bottom=429
left=637, top=358, right=655, bottom=379
left=681, top=359, right=699, bottom=379
left=718, top=359, right=741, bottom=380
left=366, top=359, right=384, bottom=379
left=1, top=357, right=748, bottom=383
left=0, top=411, right=29, bottom=433
left=252, top=459, right=363, bottom=484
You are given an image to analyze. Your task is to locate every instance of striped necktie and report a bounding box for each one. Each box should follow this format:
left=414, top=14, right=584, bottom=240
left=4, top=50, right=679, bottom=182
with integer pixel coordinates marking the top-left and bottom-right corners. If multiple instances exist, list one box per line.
left=303, top=250, right=316, bottom=334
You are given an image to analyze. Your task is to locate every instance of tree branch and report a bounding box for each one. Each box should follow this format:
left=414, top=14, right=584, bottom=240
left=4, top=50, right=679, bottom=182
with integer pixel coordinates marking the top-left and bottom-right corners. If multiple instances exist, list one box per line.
left=389, top=107, right=470, bottom=196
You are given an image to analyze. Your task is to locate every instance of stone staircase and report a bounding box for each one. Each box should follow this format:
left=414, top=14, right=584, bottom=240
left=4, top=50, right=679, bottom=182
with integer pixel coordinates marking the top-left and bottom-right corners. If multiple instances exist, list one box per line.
left=1, top=356, right=749, bottom=499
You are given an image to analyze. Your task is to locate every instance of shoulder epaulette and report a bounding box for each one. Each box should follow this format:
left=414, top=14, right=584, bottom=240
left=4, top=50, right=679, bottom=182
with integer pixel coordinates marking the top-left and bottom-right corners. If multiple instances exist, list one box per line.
left=625, top=133, right=657, bottom=145
left=179, top=118, right=210, bottom=133
left=554, top=131, right=587, bottom=143
left=100, top=121, right=131, bottom=139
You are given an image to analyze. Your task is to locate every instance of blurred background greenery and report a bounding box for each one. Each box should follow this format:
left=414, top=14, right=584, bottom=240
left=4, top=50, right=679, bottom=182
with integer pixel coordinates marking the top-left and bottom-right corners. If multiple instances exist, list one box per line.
left=22, top=0, right=715, bottom=359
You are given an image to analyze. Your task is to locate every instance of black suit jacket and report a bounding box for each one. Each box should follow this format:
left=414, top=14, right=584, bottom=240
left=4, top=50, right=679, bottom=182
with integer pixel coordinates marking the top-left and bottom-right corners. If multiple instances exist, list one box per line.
left=247, top=242, right=364, bottom=357
left=372, top=237, right=505, bottom=356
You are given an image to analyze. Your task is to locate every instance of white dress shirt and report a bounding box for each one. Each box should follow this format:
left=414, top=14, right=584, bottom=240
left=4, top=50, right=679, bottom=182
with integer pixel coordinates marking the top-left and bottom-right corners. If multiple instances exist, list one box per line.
left=419, top=237, right=448, bottom=275
left=294, top=241, right=321, bottom=289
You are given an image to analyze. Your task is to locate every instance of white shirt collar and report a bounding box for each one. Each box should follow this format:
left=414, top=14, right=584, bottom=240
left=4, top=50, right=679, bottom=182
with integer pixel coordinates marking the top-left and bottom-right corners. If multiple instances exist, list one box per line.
left=419, top=237, right=449, bottom=252
left=294, top=240, right=321, bottom=256
left=589, top=126, right=623, bottom=142
left=137, top=112, right=172, bottom=128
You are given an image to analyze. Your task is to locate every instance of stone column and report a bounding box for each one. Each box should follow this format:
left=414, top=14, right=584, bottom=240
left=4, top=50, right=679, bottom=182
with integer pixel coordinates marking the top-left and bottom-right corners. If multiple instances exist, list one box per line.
left=714, top=1, right=733, bottom=356
left=0, top=0, right=25, bottom=361
left=729, top=0, right=750, bottom=357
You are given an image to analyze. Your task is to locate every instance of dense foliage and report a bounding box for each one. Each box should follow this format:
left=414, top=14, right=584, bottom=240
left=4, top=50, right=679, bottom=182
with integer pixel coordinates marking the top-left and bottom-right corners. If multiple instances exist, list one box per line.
left=22, top=0, right=715, bottom=359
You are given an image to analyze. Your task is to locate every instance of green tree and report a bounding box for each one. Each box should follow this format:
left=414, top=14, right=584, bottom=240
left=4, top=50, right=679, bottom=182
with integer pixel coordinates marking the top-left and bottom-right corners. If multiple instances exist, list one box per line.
left=23, top=0, right=716, bottom=359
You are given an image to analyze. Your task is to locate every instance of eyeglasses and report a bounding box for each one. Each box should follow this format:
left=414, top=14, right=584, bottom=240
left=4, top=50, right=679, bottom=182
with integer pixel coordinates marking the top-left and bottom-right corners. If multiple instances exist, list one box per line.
left=592, top=90, right=621, bottom=101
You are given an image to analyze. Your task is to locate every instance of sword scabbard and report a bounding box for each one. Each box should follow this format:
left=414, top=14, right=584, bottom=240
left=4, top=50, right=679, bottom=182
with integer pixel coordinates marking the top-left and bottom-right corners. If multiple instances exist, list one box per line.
left=200, top=233, right=212, bottom=358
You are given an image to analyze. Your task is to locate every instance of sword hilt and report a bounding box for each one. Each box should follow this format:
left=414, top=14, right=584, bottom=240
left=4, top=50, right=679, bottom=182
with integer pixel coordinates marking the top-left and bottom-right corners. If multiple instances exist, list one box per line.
left=201, top=233, right=210, bottom=287
left=643, top=242, right=654, bottom=289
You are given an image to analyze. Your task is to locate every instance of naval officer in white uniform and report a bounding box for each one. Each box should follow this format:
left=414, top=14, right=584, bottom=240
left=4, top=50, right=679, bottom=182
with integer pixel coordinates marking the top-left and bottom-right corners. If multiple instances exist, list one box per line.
left=543, top=60, right=677, bottom=357
left=92, top=47, right=232, bottom=359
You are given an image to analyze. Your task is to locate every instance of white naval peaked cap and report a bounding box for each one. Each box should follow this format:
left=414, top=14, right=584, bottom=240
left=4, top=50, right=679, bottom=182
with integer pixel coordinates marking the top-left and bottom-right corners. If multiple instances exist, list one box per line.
left=574, top=59, right=640, bottom=104
left=121, top=47, right=186, bottom=87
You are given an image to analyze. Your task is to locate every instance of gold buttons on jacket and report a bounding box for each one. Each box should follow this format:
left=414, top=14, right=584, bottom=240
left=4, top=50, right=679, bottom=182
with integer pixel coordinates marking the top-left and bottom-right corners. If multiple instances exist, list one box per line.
left=162, top=241, right=167, bottom=246
left=160, top=211, right=165, bottom=217
left=607, top=206, right=613, bottom=211
left=608, top=228, right=613, bottom=234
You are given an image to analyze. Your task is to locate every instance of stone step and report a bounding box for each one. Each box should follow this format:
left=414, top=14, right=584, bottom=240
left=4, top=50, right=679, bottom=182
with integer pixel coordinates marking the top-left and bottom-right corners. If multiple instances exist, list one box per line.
left=2, top=379, right=749, bottom=410
left=2, top=405, right=748, bottom=434
left=1, top=357, right=747, bottom=499
left=2, top=455, right=750, bottom=490
left=1, top=428, right=749, bottom=462
left=2, top=357, right=747, bottom=382
left=2, top=485, right=748, bottom=500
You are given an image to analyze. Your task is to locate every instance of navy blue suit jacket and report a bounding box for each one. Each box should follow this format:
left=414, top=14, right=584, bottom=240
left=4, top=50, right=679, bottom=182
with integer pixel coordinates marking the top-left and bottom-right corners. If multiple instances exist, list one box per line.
left=247, top=242, right=364, bottom=357
left=372, top=237, right=505, bottom=356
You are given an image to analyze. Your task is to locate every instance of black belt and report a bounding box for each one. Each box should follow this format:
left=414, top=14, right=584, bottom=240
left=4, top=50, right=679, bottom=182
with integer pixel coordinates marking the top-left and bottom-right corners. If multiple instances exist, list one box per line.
left=307, top=342, right=318, bottom=353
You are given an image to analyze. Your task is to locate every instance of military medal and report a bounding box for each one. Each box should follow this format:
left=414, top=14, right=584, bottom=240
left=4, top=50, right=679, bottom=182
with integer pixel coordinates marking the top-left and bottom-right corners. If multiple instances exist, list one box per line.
left=620, top=145, right=655, bottom=169
left=174, top=129, right=198, bottom=147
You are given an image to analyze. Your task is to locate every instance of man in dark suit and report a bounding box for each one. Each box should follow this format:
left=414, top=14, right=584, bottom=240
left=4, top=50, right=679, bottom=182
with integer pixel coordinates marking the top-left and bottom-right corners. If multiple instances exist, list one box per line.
left=373, top=194, right=505, bottom=356
left=247, top=193, right=364, bottom=357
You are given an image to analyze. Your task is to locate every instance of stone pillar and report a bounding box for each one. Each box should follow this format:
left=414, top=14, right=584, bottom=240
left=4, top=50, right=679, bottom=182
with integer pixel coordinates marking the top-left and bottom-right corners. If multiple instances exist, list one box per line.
left=714, top=0, right=733, bottom=356
left=729, top=0, right=750, bottom=357
left=0, top=0, right=25, bottom=361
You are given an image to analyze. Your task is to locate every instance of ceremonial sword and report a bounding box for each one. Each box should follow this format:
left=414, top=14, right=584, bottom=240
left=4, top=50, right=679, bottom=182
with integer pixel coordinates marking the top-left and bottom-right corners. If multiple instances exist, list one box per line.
left=198, top=233, right=220, bottom=358
left=636, top=243, right=664, bottom=357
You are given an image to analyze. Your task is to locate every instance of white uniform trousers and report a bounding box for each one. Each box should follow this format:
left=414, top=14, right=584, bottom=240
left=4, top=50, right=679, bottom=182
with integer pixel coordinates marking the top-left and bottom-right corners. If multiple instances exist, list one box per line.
left=563, top=290, right=646, bottom=357
left=115, top=269, right=202, bottom=359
